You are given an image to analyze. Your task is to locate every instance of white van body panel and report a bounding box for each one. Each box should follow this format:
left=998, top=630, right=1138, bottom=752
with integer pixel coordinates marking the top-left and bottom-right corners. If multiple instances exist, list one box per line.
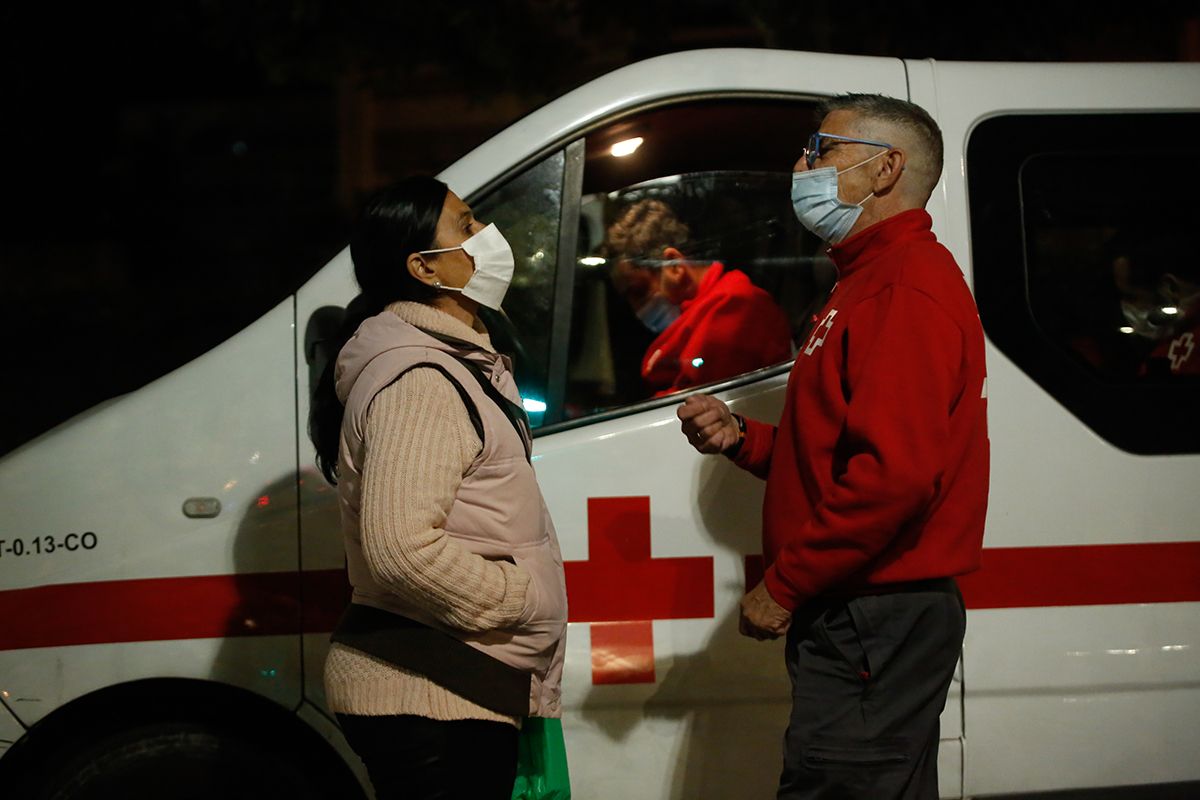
left=907, top=58, right=1200, bottom=796
left=0, top=301, right=302, bottom=725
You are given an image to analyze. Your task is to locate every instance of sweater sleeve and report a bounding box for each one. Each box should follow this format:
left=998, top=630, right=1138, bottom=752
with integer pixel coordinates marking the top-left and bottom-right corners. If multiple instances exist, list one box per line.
left=763, top=284, right=964, bottom=609
left=359, top=367, right=531, bottom=632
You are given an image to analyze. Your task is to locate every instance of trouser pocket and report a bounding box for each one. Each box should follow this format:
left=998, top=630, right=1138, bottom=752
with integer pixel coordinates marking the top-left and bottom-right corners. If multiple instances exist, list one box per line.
left=801, top=740, right=909, bottom=769
left=813, top=602, right=871, bottom=682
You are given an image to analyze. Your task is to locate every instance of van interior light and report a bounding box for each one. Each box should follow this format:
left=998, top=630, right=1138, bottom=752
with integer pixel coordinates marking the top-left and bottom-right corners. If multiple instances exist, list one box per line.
left=1161, top=306, right=1179, bottom=315
left=580, top=256, right=607, bottom=266
left=611, top=137, right=644, bottom=157
left=522, top=397, right=548, bottom=413
left=691, top=357, right=705, bottom=368
left=1119, top=326, right=1135, bottom=334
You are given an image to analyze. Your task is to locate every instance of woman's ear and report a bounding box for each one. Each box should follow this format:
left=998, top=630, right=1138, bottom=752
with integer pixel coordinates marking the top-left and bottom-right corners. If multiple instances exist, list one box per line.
left=407, top=253, right=438, bottom=286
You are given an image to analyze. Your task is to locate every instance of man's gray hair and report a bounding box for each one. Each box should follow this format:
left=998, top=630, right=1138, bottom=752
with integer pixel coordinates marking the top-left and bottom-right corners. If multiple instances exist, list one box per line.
left=818, top=94, right=944, bottom=198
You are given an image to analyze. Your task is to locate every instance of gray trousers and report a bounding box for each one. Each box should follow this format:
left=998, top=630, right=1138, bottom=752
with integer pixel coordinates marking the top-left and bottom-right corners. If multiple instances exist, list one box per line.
left=778, top=579, right=965, bottom=800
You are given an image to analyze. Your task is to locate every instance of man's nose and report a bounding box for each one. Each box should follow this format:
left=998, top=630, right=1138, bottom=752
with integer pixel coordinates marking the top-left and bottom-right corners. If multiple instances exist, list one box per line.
left=793, top=154, right=810, bottom=173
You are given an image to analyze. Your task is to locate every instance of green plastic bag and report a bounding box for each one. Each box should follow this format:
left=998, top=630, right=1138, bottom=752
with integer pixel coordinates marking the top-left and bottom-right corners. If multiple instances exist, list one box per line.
left=511, top=717, right=571, bottom=800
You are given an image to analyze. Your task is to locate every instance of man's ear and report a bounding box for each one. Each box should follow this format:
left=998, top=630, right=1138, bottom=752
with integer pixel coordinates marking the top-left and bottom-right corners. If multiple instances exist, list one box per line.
left=873, top=149, right=907, bottom=195
left=663, top=246, right=688, bottom=267
left=407, top=253, right=438, bottom=286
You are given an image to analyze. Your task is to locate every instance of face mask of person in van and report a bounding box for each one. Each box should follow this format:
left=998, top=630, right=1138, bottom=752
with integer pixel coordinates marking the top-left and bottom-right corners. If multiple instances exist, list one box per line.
left=1120, top=273, right=1200, bottom=339
left=636, top=293, right=681, bottom=334
left=790, top=150, right=889, bottom=243
left=1120, top=299, right=1172, bottom=339
left=419, top=223, right=516, bottom=310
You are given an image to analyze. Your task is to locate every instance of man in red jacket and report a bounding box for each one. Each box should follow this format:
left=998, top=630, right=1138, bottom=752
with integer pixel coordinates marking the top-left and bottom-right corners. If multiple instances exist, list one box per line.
left=605, top=199, right=793, bottom=396
left=679, top=95, right=989, bottom=799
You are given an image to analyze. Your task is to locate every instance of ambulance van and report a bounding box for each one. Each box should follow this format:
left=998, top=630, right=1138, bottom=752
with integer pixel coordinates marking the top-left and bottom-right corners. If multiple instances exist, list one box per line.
left=1, top=49, right=1198, bottom=799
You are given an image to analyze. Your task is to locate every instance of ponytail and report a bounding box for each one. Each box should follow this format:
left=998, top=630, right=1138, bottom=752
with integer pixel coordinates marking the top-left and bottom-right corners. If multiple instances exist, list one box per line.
left=309, top=294, right=387, bottom=484
left=307, top=176, right=448, bottom=484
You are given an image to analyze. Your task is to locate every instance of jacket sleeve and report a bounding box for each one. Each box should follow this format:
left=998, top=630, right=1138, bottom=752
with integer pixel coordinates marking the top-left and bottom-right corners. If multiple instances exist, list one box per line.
left=728, top=416, right=776, bottom=480
left=359, top=367, right=532, bottom=632
left=763, top=284, right=964, bottom=610
left=671, top=291, right=792, bottom=392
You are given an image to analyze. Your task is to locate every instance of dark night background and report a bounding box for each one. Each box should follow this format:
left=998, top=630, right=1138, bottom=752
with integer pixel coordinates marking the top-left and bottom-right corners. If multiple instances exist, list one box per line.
left=2, top=0, right=1197, bottom=455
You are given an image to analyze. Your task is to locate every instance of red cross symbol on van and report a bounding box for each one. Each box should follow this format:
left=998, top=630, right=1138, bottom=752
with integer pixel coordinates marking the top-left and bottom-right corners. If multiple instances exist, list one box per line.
left=564, top=497, right=714, bottom=684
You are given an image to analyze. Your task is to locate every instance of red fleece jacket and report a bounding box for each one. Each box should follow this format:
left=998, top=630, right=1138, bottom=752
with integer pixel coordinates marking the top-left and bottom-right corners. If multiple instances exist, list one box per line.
left=642, top=263, right=792, bottom=395
left=732, top=209, right=990, bottom=611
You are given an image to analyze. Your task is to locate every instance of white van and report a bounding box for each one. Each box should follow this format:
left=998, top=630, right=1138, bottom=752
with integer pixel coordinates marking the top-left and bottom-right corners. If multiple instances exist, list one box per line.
left=1, top=49, right=1198, bottom=799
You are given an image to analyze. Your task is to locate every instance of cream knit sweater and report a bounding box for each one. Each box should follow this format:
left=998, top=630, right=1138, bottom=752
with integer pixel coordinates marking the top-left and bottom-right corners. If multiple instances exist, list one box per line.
left=324, top=301, right=530, bottom=726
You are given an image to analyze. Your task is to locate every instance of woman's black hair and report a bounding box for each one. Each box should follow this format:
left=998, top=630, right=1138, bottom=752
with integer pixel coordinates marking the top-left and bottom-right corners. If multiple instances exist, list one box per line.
left=309, top=175, right=449, bottom=484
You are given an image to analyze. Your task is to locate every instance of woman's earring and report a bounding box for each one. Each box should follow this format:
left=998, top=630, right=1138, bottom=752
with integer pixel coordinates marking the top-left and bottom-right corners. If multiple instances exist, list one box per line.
left=433, top=279, right=443, bottom=289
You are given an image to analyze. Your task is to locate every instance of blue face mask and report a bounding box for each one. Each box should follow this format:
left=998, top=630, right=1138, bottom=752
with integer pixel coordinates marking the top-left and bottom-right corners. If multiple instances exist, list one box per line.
left=636, top=294, right=680, bottom=334
left=790, top=150, right=888, bottom=243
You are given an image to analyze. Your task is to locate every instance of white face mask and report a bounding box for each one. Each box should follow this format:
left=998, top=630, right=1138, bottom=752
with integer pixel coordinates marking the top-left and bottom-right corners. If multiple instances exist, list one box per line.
left=419, top=223, right=515, bottom=310
left=790, top=150, right=888, bottom=243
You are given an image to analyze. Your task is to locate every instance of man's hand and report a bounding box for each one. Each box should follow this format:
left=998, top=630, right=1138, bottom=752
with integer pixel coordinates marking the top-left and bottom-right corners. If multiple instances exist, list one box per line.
left=677, top=394, right=740, bottom=455
left=739, top=581, right=791, bottom=640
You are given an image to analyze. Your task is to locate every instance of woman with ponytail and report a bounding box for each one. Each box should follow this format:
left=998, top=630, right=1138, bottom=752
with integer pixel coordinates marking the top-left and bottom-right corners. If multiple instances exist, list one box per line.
left=309, top=176, right=568, bottom=799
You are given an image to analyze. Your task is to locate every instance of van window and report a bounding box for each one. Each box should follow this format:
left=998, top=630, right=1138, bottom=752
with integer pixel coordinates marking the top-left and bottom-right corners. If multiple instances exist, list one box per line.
left=471, top=150, right=566, bottom=423
left=470, top=98, right=835, bottom=431
left=968, top=112, right=1200, bottom=454
left=566, top=99, right=830, bottom=422
left=469, top=98, right=832, bottom=430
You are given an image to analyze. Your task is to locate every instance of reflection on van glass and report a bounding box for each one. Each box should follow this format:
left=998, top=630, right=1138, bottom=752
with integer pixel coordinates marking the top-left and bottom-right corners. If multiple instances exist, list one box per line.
left=465, top=96, right=828, bottom=428
left=566, top=171, right=832, bottom=420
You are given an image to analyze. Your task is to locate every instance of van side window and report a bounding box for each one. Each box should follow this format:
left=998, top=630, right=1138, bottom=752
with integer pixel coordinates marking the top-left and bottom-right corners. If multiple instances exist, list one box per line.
left=968, top=113, right=1200, bottom=454
left=566, top=99, right=831, bottom=421
left=470, top=98, right=833, bottom=430
left=471, top=151, right=566, bottom=423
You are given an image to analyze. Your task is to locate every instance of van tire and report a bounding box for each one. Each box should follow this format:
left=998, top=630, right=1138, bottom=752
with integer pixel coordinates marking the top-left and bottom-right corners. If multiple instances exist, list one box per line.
left=9, top=718, right=364, bottom=800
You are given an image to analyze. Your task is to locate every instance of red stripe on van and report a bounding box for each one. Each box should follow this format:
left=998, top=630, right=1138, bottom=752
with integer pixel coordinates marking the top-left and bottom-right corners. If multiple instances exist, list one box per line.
left=0, top=572, right=303, bottom=651
left=958, top=542, right=1200, bottom=609
left=2, top=542, right=1198, bottom=651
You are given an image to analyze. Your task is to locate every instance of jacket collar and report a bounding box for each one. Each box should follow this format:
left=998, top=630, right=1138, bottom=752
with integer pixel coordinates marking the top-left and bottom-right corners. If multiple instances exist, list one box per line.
left=681, top=261, right=725, bottom=312
left=828, top=209, right=935, bottom=279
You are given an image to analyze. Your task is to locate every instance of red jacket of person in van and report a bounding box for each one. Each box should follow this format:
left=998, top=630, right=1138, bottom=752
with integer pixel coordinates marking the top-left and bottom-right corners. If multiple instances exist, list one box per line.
left=641, top=263, right=792, bottom=396
left=731, top=210, right=990, bottom=611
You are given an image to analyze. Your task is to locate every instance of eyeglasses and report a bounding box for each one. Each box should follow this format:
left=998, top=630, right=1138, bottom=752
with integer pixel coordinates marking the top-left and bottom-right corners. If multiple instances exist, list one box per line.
left=803, top=132, right=893, bottom=169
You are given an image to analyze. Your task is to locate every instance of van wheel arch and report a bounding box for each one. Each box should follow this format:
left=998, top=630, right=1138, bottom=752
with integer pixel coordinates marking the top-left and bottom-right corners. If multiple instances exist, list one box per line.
left=0, top=678, right=365, bottom=800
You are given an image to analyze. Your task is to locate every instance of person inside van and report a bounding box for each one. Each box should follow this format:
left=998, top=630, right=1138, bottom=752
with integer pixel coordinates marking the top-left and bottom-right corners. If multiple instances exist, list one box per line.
left=605, top=198, right=792, bottom=396
left=1111, top=232, right=1200, bottom=377
left=308, top=176, right=568, bottom=800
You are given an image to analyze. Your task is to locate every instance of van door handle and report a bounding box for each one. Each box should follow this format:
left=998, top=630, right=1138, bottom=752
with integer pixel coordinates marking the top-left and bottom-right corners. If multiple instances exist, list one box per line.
left=182, top=498, right=222, bottom=519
